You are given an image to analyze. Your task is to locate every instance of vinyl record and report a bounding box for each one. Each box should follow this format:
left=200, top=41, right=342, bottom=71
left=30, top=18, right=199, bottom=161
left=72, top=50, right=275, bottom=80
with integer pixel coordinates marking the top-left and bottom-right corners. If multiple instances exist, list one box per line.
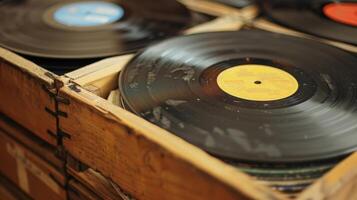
left=232, top=159, right=338, bottom=180
left=120, top=30, right=357, bottom=163
left=261, top=0, right=357, bottom=45
left=0, top=0, right=192, bottom=59
left=211, top=0, right=253, bottom=8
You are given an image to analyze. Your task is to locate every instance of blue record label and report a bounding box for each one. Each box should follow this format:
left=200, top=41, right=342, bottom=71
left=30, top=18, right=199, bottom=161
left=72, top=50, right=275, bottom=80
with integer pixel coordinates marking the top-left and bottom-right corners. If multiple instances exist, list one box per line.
left=53, top=1, right=124, bottom=27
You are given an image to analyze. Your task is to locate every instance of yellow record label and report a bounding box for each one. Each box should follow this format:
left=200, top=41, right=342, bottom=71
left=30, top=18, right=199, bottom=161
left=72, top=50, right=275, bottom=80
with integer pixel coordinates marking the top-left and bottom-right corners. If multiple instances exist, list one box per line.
left=217, top=64, right=299, bottom=101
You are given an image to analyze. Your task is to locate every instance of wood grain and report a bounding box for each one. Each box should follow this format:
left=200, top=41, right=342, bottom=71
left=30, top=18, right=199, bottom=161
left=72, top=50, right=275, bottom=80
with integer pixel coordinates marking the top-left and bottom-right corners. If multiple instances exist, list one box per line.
left=68, top=168, right=126, bottom=200
left=68, top=179, right=99, bottom=200
left=298, top=153, right=357, bottom=200
left=65, top=55, right=133, bottom=98
left=0, top=126, right=67, bottom=200
left=0, top=175, right=32, bottom=200
left=0, top=47, right=57, bottom=146
left=179, top=0, right=256, bottom=17
left=0, top=114, right=64, bottom=171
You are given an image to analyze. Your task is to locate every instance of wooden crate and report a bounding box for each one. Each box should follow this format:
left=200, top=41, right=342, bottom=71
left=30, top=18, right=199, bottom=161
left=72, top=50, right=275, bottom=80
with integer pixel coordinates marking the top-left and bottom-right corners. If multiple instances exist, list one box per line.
left=56, top=14, right=357, bottom=198
left=0, top=114, right=67, bottom=200
left=1, top=1, right=356, bottom=199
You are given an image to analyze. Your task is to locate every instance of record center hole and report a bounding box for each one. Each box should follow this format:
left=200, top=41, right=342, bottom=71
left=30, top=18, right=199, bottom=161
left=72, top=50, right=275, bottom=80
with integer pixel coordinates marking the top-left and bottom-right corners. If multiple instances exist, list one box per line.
left=254, top=80, right=262, bottom=85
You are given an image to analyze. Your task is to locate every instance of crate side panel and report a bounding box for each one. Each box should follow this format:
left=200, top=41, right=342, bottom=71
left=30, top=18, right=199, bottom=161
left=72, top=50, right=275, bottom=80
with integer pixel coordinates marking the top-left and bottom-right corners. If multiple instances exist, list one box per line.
left=0, top=114, right=63, bottom=170
left=0, top=129, right=67, bottom=200
left=0, top=175, right=32, bottom=200
left=0, top=59, right=57, bottom=146
left=298, top=153, right=357, bottom=200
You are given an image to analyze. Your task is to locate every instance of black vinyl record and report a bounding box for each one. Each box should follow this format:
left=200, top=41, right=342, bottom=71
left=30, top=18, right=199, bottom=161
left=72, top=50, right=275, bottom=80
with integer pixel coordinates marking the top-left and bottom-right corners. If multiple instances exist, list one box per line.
left=211, top=0, right=253, bottom=8
left=0, top=0, right=192, bottom=59
left=228, top=156, right=342, bottom=193
left=120, top=30, right=357, bottom=163
left=261, top=0, right=357, bottom=45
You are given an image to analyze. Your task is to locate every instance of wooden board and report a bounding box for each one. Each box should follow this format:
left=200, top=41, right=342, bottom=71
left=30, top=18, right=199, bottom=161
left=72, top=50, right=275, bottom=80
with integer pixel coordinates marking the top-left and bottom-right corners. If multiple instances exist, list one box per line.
left=0, top=114, right=64, bottom=171
left=0, top=47, right=58, bottom=146
left=68, top=179, right=99, bottom=200
left=298, top=153, right=357, bottom=200
left=0, top=175, right=32, bottom=200
left=0, top=120, right=67, bottom=200
left=180, top=0, right=256, bottom=17
left=0, top=184, right=19, bottom=200
left=67, top=168, right=127, bottom=200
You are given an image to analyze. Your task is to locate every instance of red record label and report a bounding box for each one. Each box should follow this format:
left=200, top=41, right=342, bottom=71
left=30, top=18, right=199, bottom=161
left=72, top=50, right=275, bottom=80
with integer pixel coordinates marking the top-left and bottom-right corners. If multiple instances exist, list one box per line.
left=323, top=3, right=357, bottom=27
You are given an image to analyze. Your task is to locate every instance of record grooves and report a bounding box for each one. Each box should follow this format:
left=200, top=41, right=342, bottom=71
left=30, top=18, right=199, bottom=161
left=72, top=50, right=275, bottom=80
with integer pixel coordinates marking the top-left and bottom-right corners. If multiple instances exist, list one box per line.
left=119, top=30, right=357, bottom=163
left=0, top=0, right=192, bottom=59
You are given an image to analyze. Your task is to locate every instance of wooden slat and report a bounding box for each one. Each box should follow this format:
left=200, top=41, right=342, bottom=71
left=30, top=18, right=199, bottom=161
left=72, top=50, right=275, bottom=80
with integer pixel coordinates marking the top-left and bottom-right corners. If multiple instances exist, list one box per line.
left=183, top=10, right=256, bottom=34
left=59, top=86, right=286, bottom=200
left=64, top=55, right=134, bottom=83
left=0, top=126, right=67, bottom=200
left=64, top=55, right=133, bottom=98
left=68, top=179, right=98, bottom=200
left=0, top=185, right=18, bottom=200
left=298, top=153, right=357, bottom=200
left=0, top=114, right=64, bottom=171
left=107, top=90, right=122, bottom=107
left=0, top=175, right=32, bottom=200
left=179, top=0, right=256, bottom=17
left=0, top=47, right=57, bottom=146
left=68, top=168, right=126, bottom=200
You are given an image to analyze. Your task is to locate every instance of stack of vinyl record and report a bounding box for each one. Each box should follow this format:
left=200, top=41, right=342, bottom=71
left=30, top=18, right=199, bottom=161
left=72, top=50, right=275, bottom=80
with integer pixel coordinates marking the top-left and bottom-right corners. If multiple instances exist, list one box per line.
left=119, top=26, right=357, bottom=195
